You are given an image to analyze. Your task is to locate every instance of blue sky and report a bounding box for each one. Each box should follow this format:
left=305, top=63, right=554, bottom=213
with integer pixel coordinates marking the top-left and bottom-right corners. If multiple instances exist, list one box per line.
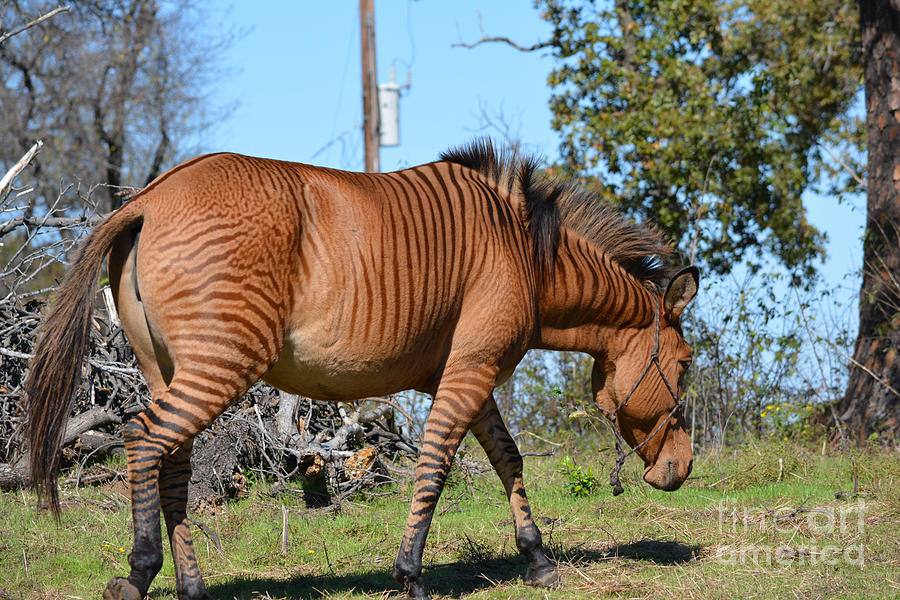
left=208, top=1, right=558, bottom=169
left=205, top=1, right=865, bottom=299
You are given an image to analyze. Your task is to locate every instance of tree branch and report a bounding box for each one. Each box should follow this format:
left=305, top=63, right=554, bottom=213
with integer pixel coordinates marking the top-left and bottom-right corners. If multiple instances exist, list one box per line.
left=819, top=143, right=866, bottom=189
left=0, top=464, right=26, bottom=490
left=0, top=5, right=71, bottom=46
left=795, top=287, right=900, bottom=400
left=0, top=215, right=103, bottom=238
left=0, top=140, right=42, bottom=201
left=62, top=405, right=122, bottom=447
left=144, top=127, right=170, bottom=185
left=452, top=11, right=553, bottom=52
left=453, top=36, right=554, bottom=52
left=615, top=0, right=637, bottom=68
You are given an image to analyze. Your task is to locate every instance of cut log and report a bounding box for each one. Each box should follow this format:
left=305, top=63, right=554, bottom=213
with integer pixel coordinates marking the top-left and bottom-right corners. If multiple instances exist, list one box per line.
left=0, top=463, right=26, bottom=490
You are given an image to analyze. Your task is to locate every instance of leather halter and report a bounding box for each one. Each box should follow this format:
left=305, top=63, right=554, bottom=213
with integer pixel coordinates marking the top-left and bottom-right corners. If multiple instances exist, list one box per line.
left=596, top=298, right=685, bottom=495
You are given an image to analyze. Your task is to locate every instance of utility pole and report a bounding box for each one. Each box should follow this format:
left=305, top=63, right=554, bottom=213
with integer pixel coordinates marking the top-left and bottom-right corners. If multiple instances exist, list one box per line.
left=360, top=0, right=379, bottom=172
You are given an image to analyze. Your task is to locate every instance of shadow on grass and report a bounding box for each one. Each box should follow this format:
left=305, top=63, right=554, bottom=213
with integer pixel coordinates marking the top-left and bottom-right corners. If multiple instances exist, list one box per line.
left=174, top=539, right=702, bottom=599
left=598, top=539, right=702, bottom=564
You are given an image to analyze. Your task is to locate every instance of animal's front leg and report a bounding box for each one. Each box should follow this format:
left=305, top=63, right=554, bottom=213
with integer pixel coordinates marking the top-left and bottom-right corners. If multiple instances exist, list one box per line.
left=470, top=394, right=558, bottom=587
left=393, top=364, right=497, bottom=600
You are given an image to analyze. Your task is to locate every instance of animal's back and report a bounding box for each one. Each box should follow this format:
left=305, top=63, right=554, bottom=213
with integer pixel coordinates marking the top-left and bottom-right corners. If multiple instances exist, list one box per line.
left=127, top=153, right=535, bottom=400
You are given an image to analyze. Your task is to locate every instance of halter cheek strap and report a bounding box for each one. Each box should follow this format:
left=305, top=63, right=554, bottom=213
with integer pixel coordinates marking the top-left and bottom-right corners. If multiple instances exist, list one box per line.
left=595, top=298, right=685, bottom=496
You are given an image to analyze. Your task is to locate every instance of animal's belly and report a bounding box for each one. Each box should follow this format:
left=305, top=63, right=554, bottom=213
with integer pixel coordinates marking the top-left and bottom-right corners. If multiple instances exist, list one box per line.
left=261, top=329, right=444, bottom=400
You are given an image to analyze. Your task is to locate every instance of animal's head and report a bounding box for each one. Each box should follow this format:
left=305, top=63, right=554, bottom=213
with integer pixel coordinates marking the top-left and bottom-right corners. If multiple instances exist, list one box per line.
left=592, top=266, right=699, bottom=492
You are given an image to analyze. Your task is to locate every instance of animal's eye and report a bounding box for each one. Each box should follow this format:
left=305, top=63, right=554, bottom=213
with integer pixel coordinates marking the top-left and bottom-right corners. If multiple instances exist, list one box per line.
left=679, top=359, right=692, bottom=370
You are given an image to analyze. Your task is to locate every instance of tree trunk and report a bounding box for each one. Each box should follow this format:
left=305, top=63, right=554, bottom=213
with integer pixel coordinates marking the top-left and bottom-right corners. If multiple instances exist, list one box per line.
left=839, top=0, right=900, bottom=442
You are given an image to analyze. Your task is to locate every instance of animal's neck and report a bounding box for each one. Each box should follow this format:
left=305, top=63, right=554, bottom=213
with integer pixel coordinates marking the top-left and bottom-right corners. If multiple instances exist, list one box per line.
left=534, top=228, right=656, bottom=354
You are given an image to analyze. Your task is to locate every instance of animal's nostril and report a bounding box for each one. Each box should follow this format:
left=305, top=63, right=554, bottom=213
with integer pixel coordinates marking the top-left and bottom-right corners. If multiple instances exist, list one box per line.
left=687, top=459, right=693, bottom=477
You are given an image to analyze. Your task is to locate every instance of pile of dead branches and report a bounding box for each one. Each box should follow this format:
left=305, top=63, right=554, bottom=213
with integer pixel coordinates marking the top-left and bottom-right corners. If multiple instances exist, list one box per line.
left=0, top=298, right=150, bottom=487
left=187, top=390, right=420, bottom=511
left=0, top=146, right=421, bottom=506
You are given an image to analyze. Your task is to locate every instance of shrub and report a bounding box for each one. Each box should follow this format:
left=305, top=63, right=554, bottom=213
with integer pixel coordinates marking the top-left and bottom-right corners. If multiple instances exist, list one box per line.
left=558, top=455, right=599, bottom=497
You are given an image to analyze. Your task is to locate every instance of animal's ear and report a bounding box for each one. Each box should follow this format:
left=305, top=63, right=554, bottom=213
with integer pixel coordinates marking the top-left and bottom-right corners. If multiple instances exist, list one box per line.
left=663, top=266, right=699, bottom=320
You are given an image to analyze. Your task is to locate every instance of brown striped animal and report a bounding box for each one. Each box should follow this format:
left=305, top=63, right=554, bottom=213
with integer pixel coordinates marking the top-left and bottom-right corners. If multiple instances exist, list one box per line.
left=25, top=140, right=698, bottom=600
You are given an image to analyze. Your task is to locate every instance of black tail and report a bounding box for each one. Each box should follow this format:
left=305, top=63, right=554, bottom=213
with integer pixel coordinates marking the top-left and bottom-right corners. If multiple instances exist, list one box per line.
left=25, top=197, right=144, bottom=514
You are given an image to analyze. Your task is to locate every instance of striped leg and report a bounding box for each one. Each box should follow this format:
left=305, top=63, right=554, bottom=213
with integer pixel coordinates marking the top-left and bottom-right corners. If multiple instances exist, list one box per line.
left=102, top=371, right=260, bottom=600
left=393, top=365, right=497, bottom=600
left=159, top=440, right=212, bottom=600
left=103, top=413, right=171, bottom=600
left=470, top=395, right=559, bottom=588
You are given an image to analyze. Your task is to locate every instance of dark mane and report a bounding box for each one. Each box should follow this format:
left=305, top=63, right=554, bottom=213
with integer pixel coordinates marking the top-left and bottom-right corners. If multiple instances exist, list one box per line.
left=439, top=139, right=673, bottom=291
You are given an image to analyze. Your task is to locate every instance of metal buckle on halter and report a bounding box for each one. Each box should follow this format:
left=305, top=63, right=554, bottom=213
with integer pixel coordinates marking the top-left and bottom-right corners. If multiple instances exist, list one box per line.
left=597, top=298, right=684, bottom=496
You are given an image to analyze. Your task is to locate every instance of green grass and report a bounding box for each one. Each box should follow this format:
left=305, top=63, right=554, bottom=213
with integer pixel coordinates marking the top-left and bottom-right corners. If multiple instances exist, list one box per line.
left=1, top=439, right=898, bottom=599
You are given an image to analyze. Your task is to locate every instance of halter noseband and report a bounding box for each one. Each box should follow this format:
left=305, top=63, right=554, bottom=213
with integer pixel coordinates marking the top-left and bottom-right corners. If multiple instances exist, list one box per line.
left=596, top=298, right=685, bottom=496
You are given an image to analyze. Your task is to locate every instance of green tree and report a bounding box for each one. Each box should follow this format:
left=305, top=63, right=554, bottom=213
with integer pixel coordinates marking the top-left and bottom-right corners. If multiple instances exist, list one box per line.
left=538, top=0, right=862, bottom=277
left=457, top=0, right=872, bottom=438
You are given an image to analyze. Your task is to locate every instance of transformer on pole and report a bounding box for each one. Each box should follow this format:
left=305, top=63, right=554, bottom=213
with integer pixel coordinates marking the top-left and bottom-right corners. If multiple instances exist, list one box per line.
left=379, top=66, right=410, bottom=147
left=360, top=2, right=410, bottom=166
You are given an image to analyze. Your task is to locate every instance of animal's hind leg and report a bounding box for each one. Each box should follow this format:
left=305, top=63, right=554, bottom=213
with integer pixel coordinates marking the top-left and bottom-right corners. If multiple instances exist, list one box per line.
left=159, top=439, right=212, bottom=600
left=469, top=395, right=558, bottom=588
left=103, top=367, right=269, bottom=600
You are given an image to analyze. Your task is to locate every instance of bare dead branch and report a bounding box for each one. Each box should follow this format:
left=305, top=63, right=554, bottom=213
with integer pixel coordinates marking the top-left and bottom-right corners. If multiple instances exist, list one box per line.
left=0, top=347, right=30, bottom=360
left=0, top=215, right=103, bottom=238
left=688, top=155, right=717, bottom=266
left=452, top=11, right=553, bottom=52
left=0, top=5, right=71, bottom=46
left=0, top=463, right=26, bottom=490
left=0, top=140, right=42, bottom=201
left=820, top=143, right=866, bottom=189
left=453, top=36, right=554, bottom=51
left=62, top=405, right=122, bottom=447
left=188, top=517, right=224, bottom=555
left=358, top=396, right=418, bottom=431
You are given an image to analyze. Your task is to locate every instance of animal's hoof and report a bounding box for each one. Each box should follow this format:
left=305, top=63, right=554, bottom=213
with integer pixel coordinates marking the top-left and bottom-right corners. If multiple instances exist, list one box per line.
left=405, top=577, right=432, bottom=600
left=178, top=577, right=214, bottom=600
left=524, top=563, right=561, bottom=588
left=102, top=577, right=142, bottom=600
